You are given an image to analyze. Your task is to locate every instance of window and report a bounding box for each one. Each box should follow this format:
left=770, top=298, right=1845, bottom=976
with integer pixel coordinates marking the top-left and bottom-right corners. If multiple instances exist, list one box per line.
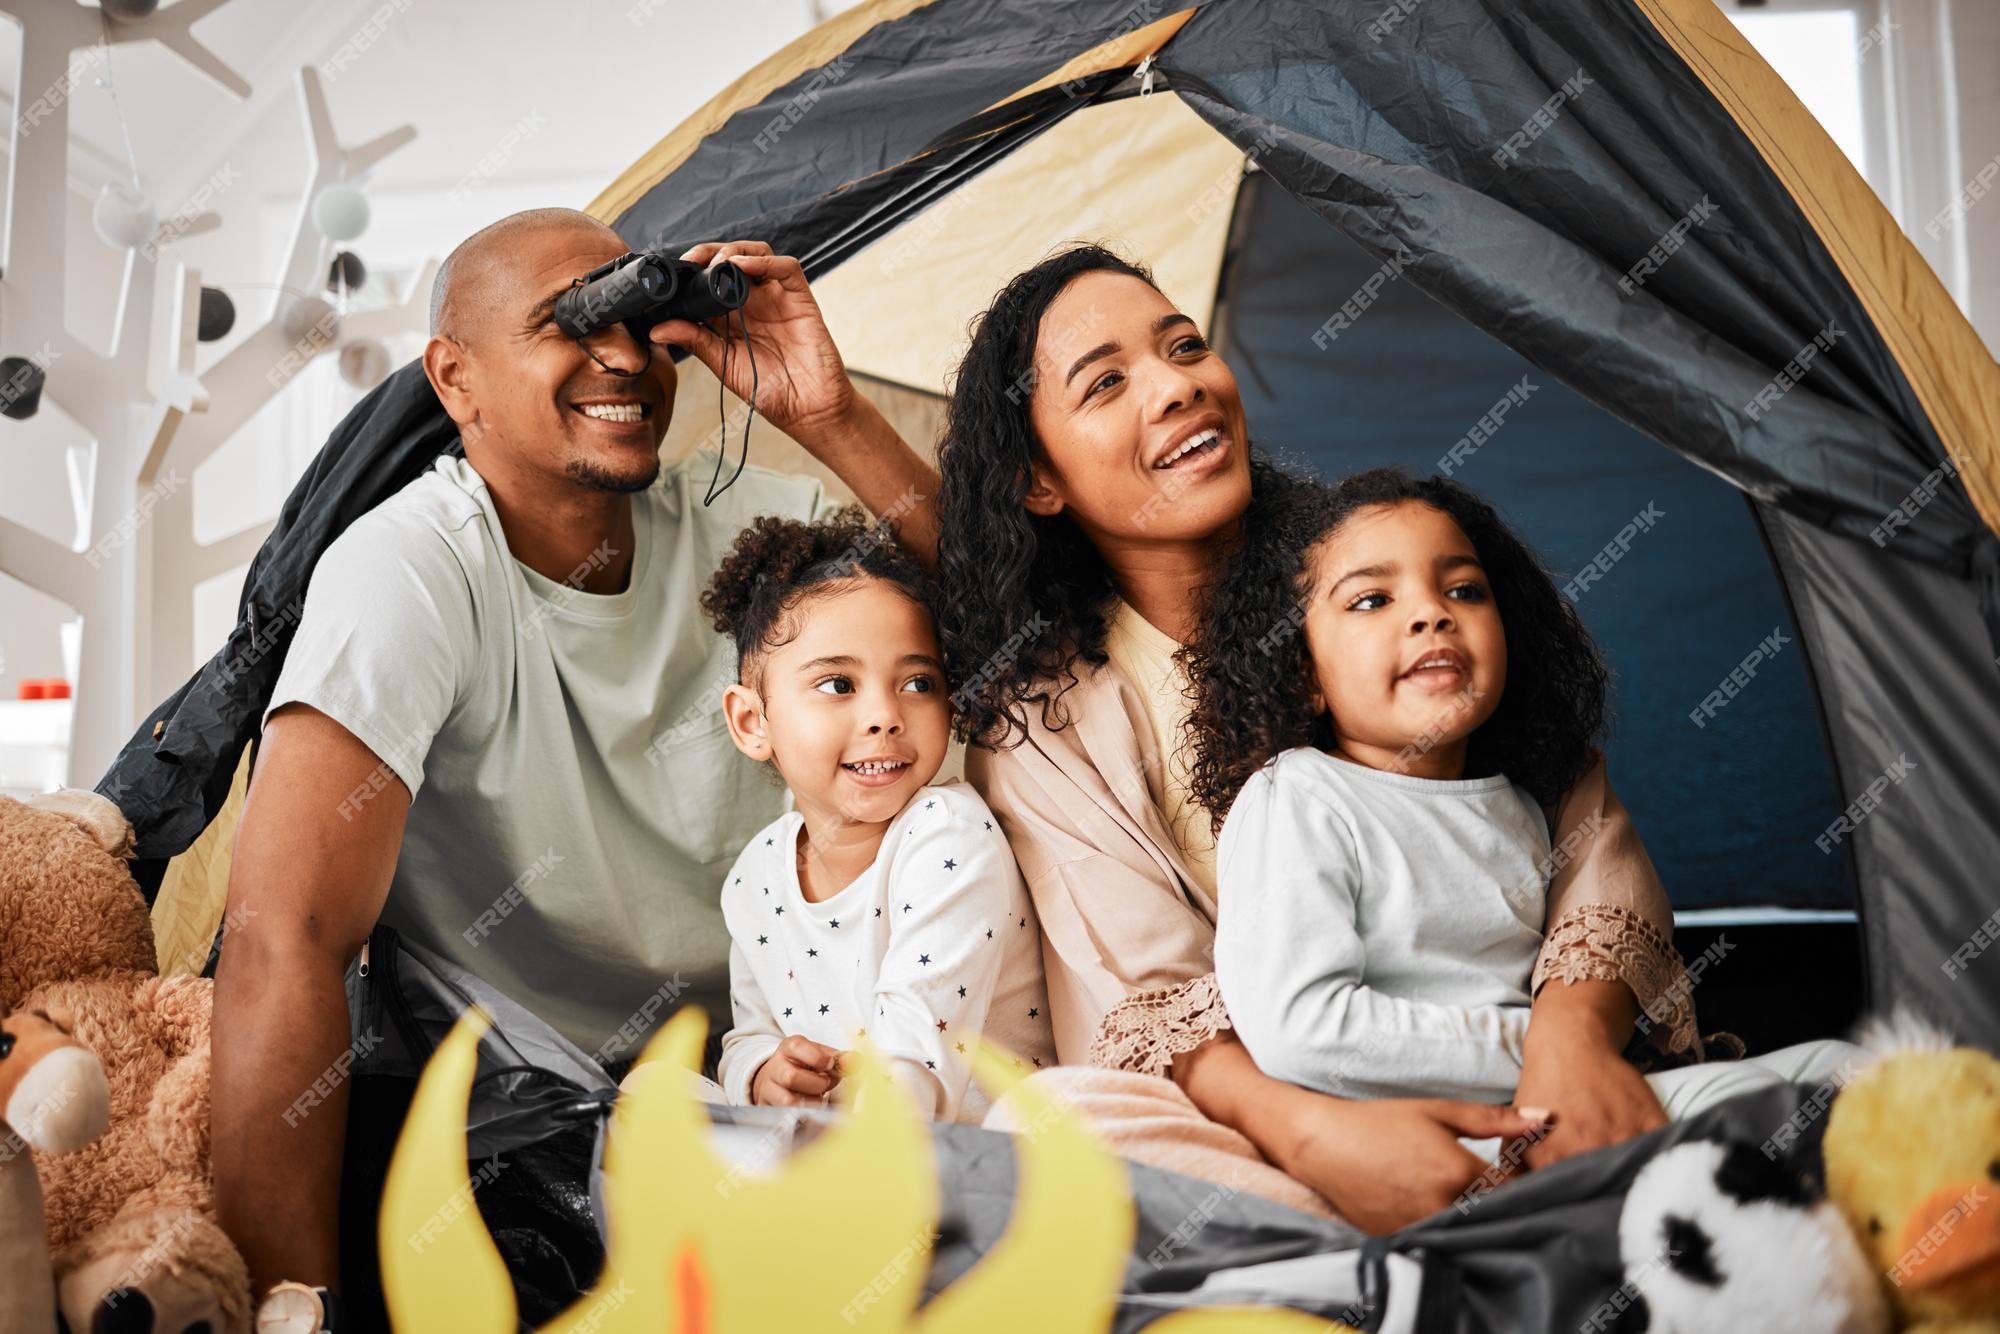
left=1723, top=1, right=1886, bottom=193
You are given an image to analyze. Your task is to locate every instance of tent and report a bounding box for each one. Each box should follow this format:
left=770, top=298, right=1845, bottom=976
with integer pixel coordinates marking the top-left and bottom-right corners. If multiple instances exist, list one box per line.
left=104, top=0, right=2000, bottom=1053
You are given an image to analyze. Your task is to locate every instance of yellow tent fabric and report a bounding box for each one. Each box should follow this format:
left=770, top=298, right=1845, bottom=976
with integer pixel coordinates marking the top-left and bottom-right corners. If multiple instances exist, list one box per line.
left=150, top=742, right=250, bottom=976
left=812, top=92, right=1244, bottom=396
left=590, top=0, right=2000, bottom=535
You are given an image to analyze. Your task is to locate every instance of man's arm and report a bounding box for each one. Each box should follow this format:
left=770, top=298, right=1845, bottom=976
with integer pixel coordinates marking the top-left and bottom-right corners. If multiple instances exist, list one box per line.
left=793, top=392, right=941, bottom=565
left=212, top=704, right=410, bottom=1297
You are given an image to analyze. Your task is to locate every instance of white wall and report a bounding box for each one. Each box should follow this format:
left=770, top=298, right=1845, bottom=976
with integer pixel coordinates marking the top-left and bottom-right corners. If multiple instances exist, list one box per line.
left=1727, top=0, right=2000, bottom=354
left=173, top=0, right=829, bottom=556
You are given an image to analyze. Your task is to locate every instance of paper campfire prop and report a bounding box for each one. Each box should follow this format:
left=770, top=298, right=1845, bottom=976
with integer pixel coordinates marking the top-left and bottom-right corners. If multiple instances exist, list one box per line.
left=377, top=1009, right=1340, bottom=1332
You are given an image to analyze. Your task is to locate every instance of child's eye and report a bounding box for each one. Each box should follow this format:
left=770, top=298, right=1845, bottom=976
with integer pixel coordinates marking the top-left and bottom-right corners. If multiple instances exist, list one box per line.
left=1447, top=582, right=1489, bottom=603
left=814, top=676, right=854, bottom=696
left=1084, top=369, right=1123, bottom=400
left=902, top=675, right=937, bottom=694
left=1347, top=592, right=1389, bottom=611
left=1173, top=334, right=1208, bottom=356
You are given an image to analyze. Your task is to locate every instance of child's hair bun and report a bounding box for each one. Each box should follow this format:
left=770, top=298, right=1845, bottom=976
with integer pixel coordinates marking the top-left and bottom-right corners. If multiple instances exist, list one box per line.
left=703, top=511, right=851, bottom=641
left=702, top=506, right=938, bottom=673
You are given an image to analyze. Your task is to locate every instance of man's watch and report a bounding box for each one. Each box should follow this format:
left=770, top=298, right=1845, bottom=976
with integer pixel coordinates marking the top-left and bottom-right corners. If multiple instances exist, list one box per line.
left=257, top=1282, right=343, bottom=1333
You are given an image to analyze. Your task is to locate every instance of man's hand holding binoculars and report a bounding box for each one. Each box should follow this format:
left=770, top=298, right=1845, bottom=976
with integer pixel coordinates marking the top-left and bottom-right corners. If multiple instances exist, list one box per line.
left=554, top=233, right=935, bottom=556
left=651, top=239, right=860, bottom=452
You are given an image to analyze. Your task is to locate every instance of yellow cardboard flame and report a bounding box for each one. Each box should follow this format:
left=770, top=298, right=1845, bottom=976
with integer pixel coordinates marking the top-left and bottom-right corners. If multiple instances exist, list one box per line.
left=380, top=1010, right=1343, bottom=1332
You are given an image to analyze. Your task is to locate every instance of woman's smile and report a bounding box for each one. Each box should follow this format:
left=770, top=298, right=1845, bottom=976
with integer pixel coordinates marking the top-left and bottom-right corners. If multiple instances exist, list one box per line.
left=1151, top=422, right=1231, bottom=475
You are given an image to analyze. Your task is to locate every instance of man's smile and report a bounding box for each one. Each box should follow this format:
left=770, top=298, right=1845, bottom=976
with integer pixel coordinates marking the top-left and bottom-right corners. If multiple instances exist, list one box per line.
left=572, top=401, right=651, bottom=423
left=563, top=389, right=664, bottom=442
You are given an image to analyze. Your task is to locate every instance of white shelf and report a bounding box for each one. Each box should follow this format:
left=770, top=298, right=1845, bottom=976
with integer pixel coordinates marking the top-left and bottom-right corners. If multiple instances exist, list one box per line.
left=0, top=698, right=74, bottom=797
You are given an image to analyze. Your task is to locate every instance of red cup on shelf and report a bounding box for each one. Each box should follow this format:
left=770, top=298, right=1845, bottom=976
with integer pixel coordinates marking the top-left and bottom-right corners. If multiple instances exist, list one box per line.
left=18, top=680, right=47, bottom=700
left=42, top=680, right=72, bottom=699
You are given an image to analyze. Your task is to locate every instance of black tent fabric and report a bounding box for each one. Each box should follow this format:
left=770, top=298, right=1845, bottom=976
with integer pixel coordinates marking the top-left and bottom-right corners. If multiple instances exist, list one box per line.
left=100, top=0, right=2000, bottom=1048
left=1216, top=172, right=1849, bottom=911
left=1363, top=1079, right=1834, bottom=1333
left=602, top=0, right=2000, bottom=1043
left=1756, top=505, right=2000, bottom=1044
left=1159, top=1, right=1993, bottom=579
left=599, top=0, right=1997, bottom=595
left=97, top=363, right=459, bottom=880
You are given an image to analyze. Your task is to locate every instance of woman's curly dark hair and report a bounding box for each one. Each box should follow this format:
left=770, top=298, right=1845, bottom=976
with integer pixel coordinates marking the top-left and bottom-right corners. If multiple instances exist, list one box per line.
left=936, top=242, right=1306, bottom=747
left=702, top=505, right=939, bottom=684
left=1183, top=467, right=1610, bottom=828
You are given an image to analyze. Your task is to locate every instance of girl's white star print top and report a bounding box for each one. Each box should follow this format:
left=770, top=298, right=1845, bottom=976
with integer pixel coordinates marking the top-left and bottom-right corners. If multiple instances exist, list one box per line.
left=717, top=781, right=1055, bottom=1123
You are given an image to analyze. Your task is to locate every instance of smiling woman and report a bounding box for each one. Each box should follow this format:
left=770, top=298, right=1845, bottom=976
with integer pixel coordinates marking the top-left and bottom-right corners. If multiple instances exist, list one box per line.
left=939, top=246, right=1257, bottom=751
left=940, top=242, right=1701, bottom=1232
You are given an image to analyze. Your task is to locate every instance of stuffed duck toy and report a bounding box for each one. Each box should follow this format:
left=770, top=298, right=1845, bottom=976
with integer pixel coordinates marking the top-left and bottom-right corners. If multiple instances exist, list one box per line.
left=1824, top=1015, right=2000, bottom=1332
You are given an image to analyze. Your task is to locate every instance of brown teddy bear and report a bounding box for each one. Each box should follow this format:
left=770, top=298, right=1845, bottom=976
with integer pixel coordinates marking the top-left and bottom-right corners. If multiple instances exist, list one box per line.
left=0, top=790, right=250, bottom=1333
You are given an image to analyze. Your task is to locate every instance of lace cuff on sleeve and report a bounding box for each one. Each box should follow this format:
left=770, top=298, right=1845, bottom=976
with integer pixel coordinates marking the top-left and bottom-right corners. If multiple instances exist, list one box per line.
left=1087, top=973, right=1233, bottom=1078
left=1534, top=901, right=1701, bottom=1059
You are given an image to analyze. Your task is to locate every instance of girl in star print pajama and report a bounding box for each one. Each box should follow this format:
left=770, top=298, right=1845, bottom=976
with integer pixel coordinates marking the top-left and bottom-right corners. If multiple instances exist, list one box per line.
left=699, top=508, right=1054, bottom=1124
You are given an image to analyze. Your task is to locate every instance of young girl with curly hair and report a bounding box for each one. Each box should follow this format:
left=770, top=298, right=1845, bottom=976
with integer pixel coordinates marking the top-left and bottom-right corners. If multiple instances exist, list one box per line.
left=1186, top=468, right=1856, bottom=1131
left=700, top=507, right=1052, bottom=1124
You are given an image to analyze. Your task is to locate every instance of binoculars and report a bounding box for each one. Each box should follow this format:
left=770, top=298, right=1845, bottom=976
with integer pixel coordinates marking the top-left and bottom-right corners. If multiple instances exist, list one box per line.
left=553, top=252, right=749, bottom=346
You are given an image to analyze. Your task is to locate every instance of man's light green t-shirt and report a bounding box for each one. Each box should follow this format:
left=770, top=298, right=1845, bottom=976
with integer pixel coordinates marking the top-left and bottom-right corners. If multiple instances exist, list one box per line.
left=266, top=450, right=832, bottom=1055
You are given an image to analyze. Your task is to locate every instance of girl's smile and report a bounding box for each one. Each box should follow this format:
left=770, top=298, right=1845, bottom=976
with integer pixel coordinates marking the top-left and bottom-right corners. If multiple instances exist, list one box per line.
left=841, top=755, right=916, bottom=787
left=1397, top=646, right=1471, bottom=692
left=722, top=574, right=953, bottom=897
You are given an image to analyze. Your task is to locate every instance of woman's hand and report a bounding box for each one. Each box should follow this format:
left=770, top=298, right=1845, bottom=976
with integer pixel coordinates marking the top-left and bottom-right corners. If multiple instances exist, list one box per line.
left=1174, top=1033, right=1548, bottom=1233
left=750, top=1035, right=846, bottom=1107
left=1280, top=1093, right=1553, bottom=1235
left=650, top=240, right=856, bottom=446
left=1514, top=979, right=1666, bottom=1170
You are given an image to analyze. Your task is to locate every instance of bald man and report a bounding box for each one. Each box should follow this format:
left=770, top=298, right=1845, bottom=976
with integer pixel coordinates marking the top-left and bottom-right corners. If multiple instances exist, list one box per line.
left=211, top=209, right=937, bottom=1310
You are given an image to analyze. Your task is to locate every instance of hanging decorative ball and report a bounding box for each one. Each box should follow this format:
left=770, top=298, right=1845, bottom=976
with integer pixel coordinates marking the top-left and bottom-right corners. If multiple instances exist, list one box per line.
left=282, top=295, right=340, bottom=346
left=327, top=250, right=368, bottom=292
left=311, top=184, right=371, bottom=242
left=99, top=0, right=161, bottom=19
left=92, top=180, right=158, bottom=250
left=337, top=338, right=392, bottom=391
left=0, top=356, right=46, bottom=421
left=197, top=286, right=236, bottom=342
